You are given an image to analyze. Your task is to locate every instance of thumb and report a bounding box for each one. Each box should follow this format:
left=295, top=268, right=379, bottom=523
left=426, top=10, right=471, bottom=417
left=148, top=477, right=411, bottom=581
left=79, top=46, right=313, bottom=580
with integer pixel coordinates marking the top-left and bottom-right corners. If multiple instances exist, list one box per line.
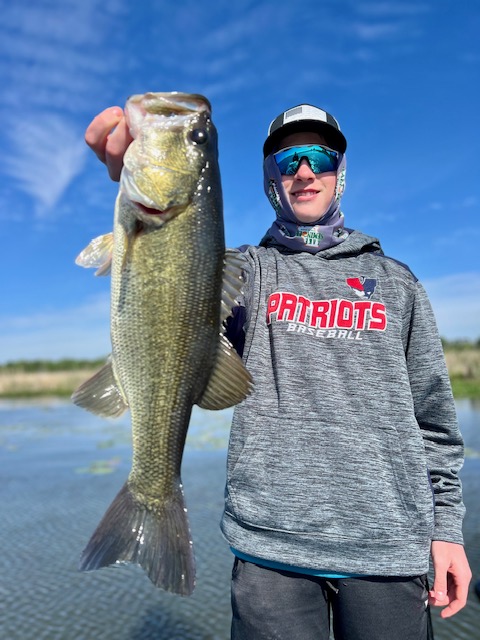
left=430, top=568, right=448, bottom=603
left=431, top=584, right=447, bottom=602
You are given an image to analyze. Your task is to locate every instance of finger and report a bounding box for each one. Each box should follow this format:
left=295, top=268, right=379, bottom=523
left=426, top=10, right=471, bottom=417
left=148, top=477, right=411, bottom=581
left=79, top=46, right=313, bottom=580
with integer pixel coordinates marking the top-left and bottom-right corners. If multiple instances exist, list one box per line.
left=440, top=589, right=468, bottom=618
left=441, top=602, right=462, bottom=618
left=85, top=107, right=125, bottom=164
left=105, top=117, right=133, bottom=182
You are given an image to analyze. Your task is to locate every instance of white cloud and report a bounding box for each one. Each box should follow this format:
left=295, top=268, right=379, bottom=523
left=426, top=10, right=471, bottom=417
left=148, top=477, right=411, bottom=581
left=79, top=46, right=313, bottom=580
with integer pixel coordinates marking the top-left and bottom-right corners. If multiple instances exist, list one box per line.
left=2, top=115, right=88, bottom=216
left=352, top=21, right=406, bottom=41
left=197, top=3, right=274, bottom=51
left=462, top=196, right=478, bottom=208
left=349, top=209, right=398, bottom=227
left=2, top=271, right=477, bottom=365
left=0, top=0, right=127, bottom=112
left=348, top=1, right=429, bottom=46
left=0, top=0, right=131, bottom=218
left=0, top=294, right=111, bottom=363
left=355, top=2, right=431, bottom=17
left=423, top=273, right=480, bottom=340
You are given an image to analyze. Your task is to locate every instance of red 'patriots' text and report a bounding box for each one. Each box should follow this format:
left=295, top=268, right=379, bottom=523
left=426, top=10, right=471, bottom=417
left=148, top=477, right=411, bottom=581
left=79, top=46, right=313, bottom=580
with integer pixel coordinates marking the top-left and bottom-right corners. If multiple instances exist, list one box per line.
left=266, top=292, right=387, bottom=331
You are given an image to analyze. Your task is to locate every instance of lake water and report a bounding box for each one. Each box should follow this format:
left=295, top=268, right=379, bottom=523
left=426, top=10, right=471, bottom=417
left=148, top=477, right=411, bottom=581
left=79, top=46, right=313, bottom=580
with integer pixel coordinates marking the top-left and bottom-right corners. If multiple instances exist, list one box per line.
left=0, top=399, right=478, bottom=640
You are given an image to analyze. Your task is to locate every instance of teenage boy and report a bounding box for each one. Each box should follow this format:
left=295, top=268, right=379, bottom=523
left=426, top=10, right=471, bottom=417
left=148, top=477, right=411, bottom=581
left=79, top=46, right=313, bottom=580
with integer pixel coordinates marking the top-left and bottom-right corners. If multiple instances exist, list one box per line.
left=84, top=101, right=471, bottom=640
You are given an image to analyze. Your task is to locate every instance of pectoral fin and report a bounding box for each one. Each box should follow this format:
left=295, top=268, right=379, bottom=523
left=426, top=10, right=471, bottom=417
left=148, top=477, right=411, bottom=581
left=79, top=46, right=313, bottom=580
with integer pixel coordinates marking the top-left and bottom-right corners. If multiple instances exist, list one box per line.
left=197, top=249, right=253, bottom=410
left=75, top=232, right=114, bottom=276
left=71, top=357, right=128, bottom=417
left=197, top=334, right=253, bottom=410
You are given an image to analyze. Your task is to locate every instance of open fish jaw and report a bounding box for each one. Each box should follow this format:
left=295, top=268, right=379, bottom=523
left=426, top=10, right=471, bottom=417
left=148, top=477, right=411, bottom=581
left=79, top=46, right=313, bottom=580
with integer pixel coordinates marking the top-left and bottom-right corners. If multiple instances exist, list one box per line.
left=121, top=93, right=213, bottom=218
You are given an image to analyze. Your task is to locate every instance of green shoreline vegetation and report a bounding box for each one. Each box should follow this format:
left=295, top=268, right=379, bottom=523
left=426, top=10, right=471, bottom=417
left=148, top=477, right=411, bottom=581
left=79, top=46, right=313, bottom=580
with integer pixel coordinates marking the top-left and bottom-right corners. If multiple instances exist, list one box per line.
left=442, top=338, right=480, bottom=400
left=0, top=340, right=480, bottom=400
left=0, top=358, right=106, bottom=400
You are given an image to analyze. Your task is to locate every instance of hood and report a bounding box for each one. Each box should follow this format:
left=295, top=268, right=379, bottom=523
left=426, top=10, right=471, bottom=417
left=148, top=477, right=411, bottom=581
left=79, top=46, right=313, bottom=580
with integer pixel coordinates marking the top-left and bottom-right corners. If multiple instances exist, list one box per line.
left=262, top=148, right=348, bottom=255
left=260, top=229, right=383, bottom=260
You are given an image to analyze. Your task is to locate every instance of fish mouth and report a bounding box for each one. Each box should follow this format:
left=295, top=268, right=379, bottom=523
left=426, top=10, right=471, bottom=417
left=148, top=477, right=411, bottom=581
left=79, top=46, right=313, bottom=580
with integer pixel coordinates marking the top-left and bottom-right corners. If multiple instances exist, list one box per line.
left=122, top=169, right=175, bottom=217
left=131, top=199, right=188, bottom=221
left=134, top=202, right=167, bottom=216
left=128, top=92, right=211, bottom=121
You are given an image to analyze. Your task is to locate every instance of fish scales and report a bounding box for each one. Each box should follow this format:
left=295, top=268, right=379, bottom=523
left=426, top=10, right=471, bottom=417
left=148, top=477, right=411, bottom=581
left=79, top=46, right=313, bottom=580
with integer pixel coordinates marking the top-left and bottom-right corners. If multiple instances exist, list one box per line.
left=112, top=172, right=223, bottom=498
left=73, top=92, right=252, bottom=595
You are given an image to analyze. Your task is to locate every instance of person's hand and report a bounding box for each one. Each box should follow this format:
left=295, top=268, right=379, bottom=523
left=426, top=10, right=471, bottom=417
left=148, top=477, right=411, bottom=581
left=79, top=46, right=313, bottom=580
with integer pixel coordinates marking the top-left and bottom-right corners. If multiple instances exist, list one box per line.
left=429, top=540, right=472, bottom=617
left=85, top=106, right=133, bottom=181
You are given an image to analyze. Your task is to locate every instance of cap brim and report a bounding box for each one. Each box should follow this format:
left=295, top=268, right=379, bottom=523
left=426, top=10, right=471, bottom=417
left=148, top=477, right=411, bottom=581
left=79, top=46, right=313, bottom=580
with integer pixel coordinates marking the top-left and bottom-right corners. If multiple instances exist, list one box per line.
left=263, top=120, right=347, bottom=157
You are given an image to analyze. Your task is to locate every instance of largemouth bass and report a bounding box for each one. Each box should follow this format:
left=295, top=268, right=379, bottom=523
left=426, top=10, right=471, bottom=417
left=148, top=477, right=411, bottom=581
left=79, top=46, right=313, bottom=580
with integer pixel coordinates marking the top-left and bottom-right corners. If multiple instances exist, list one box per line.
left=73, top=92, right=252, bottom=595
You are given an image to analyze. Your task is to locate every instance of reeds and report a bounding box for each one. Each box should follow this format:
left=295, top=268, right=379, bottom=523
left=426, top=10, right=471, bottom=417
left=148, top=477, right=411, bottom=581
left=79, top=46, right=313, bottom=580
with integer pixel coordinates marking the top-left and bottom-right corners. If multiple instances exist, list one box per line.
left=1, top=349, right=479, bottom=399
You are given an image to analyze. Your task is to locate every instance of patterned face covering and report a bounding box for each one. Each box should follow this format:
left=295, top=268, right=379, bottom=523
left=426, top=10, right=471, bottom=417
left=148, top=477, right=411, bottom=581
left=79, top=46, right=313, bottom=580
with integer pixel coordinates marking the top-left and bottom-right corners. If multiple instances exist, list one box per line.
left=262, top=150, right=348, bottom=253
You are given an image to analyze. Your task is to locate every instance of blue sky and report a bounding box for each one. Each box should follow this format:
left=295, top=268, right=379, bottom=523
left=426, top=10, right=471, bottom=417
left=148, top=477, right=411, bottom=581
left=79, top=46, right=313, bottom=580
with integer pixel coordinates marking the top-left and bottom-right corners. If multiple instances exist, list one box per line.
left=0, top=0, right=478, bottom=363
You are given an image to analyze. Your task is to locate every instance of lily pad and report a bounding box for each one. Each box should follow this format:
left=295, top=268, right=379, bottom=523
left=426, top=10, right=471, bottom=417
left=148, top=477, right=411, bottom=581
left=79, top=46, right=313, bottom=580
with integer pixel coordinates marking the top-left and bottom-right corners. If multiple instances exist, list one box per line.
left=75, top=457, right=121, bottom=475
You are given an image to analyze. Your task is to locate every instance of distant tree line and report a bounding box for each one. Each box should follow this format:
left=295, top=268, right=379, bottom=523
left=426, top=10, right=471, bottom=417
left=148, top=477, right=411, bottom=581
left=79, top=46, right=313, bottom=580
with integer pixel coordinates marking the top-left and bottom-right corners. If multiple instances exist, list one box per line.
left=0, top=358, right=106, bottom=372
left=0, top=339, right=479, bottom=372
left=441, top=338, right=480, bottom=350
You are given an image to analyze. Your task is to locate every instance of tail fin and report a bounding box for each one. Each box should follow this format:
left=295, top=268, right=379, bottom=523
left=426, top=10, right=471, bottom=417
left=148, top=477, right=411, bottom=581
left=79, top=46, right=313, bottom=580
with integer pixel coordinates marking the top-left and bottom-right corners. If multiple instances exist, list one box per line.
left=79, top=481, right=195, bottom=595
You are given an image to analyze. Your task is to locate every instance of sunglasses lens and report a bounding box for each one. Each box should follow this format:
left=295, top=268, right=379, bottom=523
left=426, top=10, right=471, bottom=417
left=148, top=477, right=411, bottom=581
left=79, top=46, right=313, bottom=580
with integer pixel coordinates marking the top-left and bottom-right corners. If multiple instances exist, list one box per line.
left=274, top=145, right=339, bottom=175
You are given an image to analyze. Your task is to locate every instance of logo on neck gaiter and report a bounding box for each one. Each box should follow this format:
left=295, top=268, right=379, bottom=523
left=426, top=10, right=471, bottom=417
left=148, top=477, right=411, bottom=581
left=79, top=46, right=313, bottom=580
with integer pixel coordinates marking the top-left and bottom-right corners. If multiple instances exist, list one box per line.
left=296, top=226, right=324, bottom=247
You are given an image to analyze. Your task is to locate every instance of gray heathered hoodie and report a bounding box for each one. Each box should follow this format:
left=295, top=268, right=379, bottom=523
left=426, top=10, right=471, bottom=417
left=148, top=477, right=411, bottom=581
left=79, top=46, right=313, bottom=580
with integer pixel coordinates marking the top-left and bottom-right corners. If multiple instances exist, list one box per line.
left=221, top=230, right=465, bottom=577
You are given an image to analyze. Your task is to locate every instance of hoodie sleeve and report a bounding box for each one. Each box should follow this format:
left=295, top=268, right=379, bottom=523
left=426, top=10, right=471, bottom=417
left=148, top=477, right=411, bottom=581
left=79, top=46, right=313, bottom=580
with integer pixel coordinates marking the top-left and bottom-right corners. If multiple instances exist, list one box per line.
left=405, top=282, right=465, bottom=544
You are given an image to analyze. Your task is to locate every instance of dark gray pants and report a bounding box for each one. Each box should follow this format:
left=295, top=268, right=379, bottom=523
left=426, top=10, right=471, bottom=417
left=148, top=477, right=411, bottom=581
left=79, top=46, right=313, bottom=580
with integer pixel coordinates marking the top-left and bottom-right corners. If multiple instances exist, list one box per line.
left=231, top=559, right=434, bottom=640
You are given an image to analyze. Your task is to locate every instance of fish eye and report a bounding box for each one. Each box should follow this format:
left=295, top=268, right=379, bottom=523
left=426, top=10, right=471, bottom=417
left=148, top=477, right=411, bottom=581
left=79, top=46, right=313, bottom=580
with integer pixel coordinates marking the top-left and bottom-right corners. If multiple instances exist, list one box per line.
left=189, top=128, right=208, bottom=145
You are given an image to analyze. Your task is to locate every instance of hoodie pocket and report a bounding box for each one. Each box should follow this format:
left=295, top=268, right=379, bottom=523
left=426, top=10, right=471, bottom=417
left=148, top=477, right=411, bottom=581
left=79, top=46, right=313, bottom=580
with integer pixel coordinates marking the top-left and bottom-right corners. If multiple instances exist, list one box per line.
left=225, top=414, right=434, bottom=540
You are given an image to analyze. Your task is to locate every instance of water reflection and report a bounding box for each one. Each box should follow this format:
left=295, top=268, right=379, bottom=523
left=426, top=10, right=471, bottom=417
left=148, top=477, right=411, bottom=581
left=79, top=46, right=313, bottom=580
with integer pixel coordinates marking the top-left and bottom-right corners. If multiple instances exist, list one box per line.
left=0, top=400, right=478, bottom=639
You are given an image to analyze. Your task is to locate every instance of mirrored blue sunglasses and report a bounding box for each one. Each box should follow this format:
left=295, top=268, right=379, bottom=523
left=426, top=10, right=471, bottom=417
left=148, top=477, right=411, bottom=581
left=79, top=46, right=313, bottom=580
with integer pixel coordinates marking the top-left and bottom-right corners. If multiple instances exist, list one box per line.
left=273, top=144, right=340, bottom=176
